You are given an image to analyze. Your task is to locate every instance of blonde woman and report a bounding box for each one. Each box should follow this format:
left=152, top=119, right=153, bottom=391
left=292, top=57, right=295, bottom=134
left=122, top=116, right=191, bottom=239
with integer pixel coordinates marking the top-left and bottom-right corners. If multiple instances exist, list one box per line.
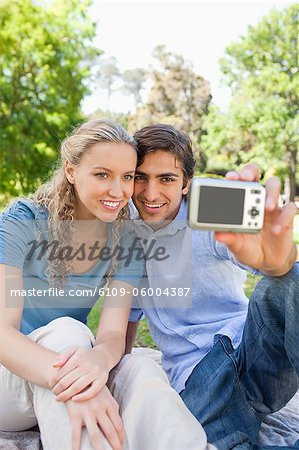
left=0, top=119, right=213, bottom=450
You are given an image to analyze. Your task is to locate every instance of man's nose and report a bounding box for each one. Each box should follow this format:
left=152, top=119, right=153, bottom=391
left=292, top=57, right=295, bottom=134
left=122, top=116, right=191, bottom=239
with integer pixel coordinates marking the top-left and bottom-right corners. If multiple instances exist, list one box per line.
left=143, top=182, right=159, bottom=201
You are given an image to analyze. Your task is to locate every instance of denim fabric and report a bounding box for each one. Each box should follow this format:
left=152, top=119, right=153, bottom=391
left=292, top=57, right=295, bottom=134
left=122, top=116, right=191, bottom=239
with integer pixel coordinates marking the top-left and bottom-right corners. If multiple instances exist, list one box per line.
left=180, top=263, right=299, bottom=450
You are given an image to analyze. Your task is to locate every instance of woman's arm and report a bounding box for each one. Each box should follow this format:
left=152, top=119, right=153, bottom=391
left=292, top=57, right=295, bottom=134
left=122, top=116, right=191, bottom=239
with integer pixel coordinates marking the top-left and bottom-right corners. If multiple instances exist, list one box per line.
left=0, top=264, right=59, bottom=388
left=94, top=279, right=134, bottom=364
left=50, top=279, right=134, bottom=402
left=1, top=264, right=124, bottom=450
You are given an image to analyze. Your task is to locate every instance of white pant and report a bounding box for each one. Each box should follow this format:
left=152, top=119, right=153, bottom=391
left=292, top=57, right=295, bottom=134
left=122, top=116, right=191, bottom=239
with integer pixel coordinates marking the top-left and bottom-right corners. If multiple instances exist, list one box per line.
left=0, top=317, right=214, bottom=450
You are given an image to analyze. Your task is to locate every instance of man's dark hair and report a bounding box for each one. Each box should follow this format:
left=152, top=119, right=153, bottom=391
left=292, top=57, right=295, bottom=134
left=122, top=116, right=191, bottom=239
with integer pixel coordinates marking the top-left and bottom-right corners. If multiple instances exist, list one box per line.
left=133, top=124, right=196, bottom=186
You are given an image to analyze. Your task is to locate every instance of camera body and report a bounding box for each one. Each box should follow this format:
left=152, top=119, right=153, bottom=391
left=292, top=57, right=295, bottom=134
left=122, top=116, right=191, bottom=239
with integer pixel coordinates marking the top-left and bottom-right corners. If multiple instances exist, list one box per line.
left=188, top=177, right=266, bottom=233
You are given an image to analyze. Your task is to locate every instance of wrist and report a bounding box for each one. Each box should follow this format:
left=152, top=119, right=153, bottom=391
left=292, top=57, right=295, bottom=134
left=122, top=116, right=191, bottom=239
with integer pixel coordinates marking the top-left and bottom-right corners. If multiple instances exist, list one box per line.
left=261, top=244, right=297, bottom=277
left=92, top=345, right=112, bottom=371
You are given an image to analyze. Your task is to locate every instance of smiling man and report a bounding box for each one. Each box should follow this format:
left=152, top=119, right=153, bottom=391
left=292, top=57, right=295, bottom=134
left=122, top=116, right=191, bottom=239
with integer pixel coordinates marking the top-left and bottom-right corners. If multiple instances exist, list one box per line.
left=126, top=124, right=299, bottom=450
left=133, top=150, right=190, bottom=226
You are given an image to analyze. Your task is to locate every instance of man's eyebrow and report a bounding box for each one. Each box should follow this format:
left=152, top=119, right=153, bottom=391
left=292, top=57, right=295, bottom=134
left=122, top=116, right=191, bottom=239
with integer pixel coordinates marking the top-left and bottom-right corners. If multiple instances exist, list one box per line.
left=135, top=170, right=179, bottom=178
left=158, top=172, right=180, bottom=178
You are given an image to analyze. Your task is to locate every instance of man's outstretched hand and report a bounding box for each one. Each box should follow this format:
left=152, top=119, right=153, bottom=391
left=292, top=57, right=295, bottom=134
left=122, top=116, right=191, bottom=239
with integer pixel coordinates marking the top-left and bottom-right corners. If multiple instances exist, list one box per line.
left=214, top=164, right=297, bottom=276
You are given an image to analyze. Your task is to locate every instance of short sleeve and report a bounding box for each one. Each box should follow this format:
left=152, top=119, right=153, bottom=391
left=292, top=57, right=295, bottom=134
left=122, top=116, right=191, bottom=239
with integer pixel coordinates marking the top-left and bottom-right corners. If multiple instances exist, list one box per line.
left=0, top=200, right=38, bottom=270
left=112, top=222, right=145, bottom=288
left=129, top=307, right=144, bottom=322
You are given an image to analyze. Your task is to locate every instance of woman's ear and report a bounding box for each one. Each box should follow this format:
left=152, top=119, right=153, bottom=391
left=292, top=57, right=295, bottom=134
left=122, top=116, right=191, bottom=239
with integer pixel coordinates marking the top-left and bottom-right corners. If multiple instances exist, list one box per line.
left=64, top=161, right=75, bottom=184
left=182, top=179, right=191, bottom=195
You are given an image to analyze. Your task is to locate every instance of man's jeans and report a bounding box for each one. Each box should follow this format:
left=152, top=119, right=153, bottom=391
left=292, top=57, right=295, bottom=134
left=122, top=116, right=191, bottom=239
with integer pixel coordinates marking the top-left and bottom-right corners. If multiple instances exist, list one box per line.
left=180, top=263, right=299, bottom=450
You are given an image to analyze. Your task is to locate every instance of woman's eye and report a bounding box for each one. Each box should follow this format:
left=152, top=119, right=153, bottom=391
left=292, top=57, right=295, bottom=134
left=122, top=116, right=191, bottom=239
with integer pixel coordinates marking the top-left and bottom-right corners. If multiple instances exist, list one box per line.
left=96, top=173, right=109, bottom=179
left=123, top=174, right=134, bottom=181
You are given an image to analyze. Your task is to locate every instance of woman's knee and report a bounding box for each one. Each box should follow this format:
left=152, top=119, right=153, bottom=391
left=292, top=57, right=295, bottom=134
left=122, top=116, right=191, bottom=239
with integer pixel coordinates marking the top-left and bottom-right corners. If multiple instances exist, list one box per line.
left=29, top=317, right=94, bottom=353
left=110, top=354, right=168, bottom=393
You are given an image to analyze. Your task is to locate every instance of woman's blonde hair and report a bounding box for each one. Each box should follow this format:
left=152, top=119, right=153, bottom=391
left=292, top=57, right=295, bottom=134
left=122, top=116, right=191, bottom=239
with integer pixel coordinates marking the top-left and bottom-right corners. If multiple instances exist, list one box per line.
left=31, top=118, right=136, bottom=284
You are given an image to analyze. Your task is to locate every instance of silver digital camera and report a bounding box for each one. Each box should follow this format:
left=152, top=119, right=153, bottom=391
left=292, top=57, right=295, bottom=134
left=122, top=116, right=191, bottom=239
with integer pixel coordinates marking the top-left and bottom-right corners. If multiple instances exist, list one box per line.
left=188, top=177, right=266, bottom=233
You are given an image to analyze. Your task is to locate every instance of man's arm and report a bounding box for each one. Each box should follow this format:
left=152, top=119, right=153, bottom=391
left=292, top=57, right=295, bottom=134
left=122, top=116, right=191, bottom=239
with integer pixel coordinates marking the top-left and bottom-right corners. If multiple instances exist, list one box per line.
left=214, top=164, right=298, bottom=277
left=125, top=321, right=139, bottom=354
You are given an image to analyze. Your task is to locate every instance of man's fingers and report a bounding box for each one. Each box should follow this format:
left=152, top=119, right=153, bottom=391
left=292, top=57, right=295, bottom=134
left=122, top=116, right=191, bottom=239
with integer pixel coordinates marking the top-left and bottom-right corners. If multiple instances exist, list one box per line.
left=214, top=232, right=244, bottom=253
left=226, top=163, right=260, bottom=182
left=265, top=177, right=281, bottom=212
left=225, top=170, right=240, bottom=180
left=271, top=202, right=298, bottom=235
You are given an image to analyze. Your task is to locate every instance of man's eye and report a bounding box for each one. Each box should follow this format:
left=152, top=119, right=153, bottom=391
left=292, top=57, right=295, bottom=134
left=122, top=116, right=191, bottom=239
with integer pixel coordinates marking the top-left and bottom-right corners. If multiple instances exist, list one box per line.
left=96, top=173, right=109, bottom=179
left=135, top=175, right=146, bottom=181
left=123, top=174, right=134, bottom=181
left=161, top=177, right=174, bottom=182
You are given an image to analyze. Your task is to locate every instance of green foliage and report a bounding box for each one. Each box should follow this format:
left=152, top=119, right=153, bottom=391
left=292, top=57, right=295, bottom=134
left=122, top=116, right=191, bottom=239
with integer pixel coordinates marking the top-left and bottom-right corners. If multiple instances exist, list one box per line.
left=0, top=0, right=99, bottom=200
left=202, top=5, right=299, bottom=199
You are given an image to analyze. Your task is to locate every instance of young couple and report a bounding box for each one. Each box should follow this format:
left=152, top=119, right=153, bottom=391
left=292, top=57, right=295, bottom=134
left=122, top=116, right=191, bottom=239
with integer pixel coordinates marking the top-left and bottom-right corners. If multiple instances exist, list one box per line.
left=0, top=119, right=298, bottom=450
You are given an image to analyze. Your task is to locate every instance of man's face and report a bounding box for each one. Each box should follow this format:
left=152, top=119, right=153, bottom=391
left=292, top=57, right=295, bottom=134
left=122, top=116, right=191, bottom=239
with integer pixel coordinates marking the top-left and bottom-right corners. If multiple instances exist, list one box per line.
left=133, top=150, right=190, bottom=226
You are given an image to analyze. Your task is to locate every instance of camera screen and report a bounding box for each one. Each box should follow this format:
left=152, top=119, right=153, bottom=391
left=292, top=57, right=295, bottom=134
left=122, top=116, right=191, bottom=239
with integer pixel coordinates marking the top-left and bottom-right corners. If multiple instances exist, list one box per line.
left=198, top=186, right=245, bottom=225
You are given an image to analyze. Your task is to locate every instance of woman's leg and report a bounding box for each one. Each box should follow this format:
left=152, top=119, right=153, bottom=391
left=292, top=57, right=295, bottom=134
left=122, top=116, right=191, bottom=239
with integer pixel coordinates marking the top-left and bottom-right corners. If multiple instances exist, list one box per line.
left=0, top=317, right=111, bottom=449
left=109, top=354, right=215, bottom=450
left=29, top=316, right=113, bottom=450
left=0, top=363, right=37, bottom=431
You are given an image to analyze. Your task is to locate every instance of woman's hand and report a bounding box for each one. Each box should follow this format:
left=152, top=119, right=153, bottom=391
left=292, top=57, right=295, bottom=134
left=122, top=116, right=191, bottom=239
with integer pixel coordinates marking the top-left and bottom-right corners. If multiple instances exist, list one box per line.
left=49, top=347, right=109, bottom=402
left=65, top=385, right=125, bottom=450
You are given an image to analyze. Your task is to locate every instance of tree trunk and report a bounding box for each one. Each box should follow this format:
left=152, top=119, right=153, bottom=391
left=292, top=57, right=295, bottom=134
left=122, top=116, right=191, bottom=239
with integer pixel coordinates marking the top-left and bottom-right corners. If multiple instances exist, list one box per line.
left=286, top=147, right=298, bottom=202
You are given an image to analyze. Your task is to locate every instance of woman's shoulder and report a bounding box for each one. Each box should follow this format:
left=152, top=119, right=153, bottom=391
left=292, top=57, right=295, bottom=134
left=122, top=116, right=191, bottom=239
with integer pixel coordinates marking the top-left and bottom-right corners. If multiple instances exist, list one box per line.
left=0, top=198, right=48, bottom=222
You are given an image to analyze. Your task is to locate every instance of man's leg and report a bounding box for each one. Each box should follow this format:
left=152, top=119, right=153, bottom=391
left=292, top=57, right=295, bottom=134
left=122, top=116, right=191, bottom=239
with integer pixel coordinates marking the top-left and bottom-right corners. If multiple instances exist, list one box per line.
left=109, top=354, right=216, bottom=450
left=237, top=263, right=299, bottom=415
left=181, top=263, right=299, bottom=449
left=258, top=390, right=299, bottom=447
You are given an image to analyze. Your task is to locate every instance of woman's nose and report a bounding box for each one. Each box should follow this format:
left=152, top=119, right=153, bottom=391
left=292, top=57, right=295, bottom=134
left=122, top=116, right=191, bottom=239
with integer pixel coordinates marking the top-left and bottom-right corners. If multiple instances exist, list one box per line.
left=107, top=179, right=123, bottom=198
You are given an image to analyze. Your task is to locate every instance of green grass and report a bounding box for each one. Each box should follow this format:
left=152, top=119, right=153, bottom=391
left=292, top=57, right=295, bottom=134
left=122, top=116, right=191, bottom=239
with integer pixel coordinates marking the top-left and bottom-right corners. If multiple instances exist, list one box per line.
left=88, top=272, right=261, bottom=349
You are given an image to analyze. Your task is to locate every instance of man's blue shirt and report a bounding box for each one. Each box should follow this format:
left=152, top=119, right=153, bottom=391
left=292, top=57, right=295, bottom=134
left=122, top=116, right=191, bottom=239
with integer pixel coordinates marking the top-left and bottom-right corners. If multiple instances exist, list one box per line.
left=129, top=200, right=258, bottom=393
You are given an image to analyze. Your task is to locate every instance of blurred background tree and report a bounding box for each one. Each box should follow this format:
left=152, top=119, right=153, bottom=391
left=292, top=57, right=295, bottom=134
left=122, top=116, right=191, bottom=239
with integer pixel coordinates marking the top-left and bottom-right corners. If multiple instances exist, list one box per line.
left=121, top=68, right=148, bottom=111
left=1, top=2, right=298, bottom=205
left=128, top=45, right=212, bottom=172
left=202, top=4, right=298, bottom=201
left=0, top=0, right=99, bottom=202
left=94, top=56, right=120, bottom=112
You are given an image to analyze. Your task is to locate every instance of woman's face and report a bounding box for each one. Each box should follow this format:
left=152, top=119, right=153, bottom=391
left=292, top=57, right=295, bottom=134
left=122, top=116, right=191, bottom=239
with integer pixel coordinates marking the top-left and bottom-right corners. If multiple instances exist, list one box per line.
left=65, top=142, right=137, bottom=221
